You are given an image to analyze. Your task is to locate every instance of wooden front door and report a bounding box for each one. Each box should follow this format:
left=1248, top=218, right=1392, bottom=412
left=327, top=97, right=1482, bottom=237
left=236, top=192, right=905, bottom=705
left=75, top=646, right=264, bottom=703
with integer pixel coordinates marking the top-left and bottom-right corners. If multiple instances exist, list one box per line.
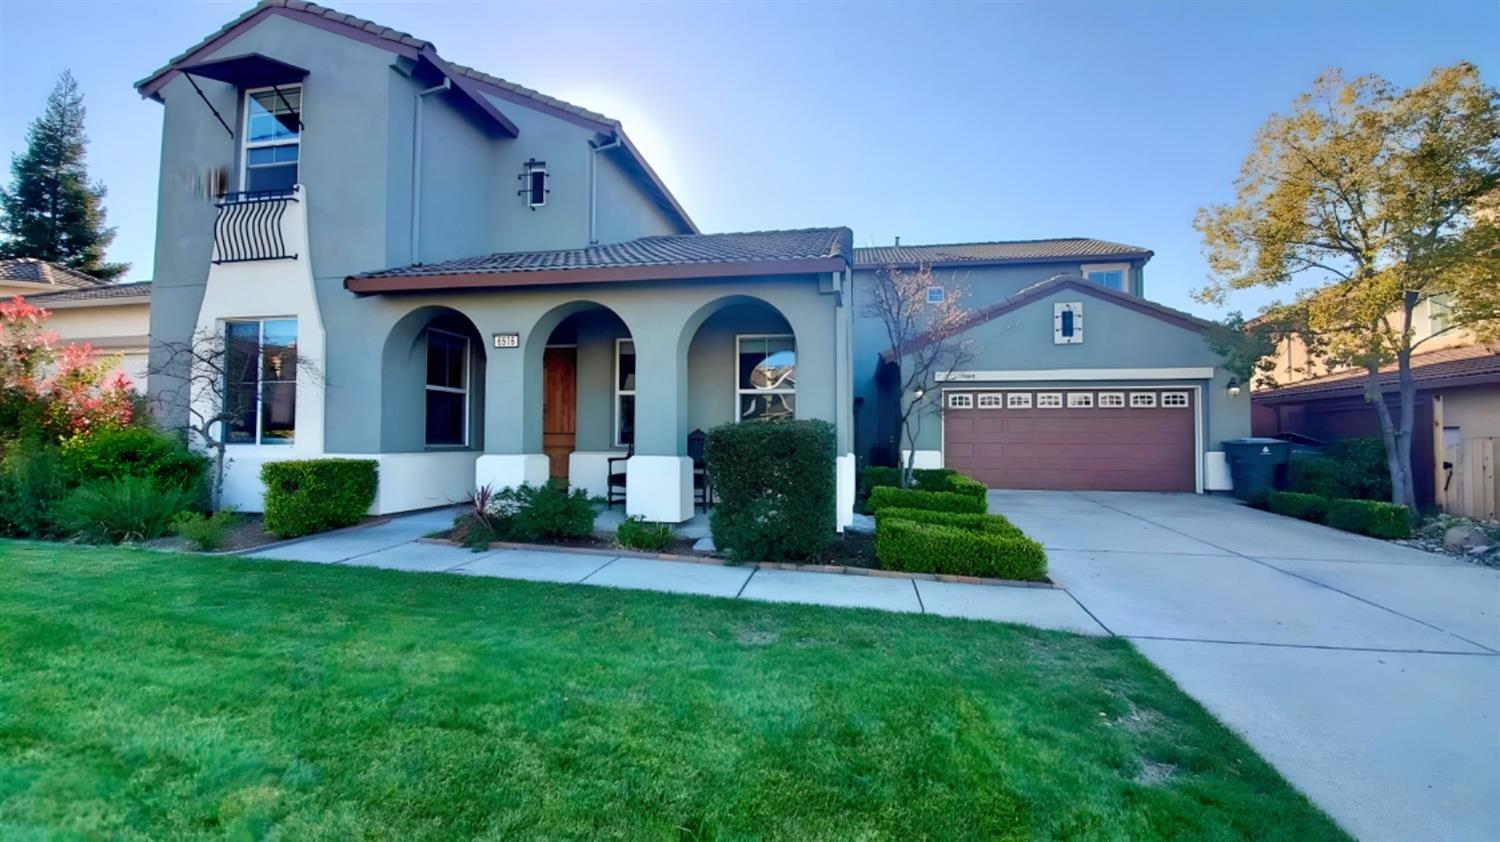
left=542, top=348, right=577, bottom=479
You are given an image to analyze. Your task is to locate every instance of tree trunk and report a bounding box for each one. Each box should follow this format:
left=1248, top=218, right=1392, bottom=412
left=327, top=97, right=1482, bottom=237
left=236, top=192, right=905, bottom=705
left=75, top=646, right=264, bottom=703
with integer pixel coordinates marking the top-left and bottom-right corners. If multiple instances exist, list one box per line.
left=1394, top=348, right=1419, bottom=516
left=1368, top=365, right=1406, bottom=507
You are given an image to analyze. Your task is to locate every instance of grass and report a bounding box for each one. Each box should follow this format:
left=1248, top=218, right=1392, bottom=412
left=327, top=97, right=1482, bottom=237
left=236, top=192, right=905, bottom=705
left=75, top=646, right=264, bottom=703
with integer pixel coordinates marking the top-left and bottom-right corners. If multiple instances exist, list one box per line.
left=0, top=543, right=1346, bottom=840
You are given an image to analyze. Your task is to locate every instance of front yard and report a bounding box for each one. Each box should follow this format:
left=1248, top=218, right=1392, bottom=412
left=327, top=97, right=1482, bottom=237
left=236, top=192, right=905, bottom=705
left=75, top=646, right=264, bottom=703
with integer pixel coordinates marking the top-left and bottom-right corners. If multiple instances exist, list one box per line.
left=0, top=543, right=1344, bottom=840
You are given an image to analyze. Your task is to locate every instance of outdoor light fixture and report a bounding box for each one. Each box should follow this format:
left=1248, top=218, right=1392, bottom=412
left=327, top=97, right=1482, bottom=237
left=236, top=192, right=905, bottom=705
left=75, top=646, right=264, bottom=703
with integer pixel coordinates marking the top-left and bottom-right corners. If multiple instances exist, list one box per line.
left=913, top=387, right=925, bottom=400
left=1227, top=379, right=1242, bottom=397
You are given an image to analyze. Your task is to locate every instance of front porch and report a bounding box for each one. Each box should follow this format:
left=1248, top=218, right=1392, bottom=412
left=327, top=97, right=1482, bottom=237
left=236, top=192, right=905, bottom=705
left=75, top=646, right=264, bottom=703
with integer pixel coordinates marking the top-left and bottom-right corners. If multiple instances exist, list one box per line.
left=343, top=231, right=859, bottom=527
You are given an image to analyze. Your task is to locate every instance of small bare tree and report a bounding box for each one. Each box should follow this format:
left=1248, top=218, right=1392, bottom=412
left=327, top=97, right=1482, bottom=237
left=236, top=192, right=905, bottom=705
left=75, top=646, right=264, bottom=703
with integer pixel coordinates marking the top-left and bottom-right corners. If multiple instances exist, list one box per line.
left=862, top=263, right=974, bottom=487
left=150, top=328, right=321, bottom=509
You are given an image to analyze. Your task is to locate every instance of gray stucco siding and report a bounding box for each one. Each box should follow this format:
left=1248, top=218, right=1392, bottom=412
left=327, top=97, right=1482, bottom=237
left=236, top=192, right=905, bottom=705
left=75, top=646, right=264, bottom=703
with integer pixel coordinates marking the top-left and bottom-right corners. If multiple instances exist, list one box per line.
left=893, top=285, right=1250, bottom=453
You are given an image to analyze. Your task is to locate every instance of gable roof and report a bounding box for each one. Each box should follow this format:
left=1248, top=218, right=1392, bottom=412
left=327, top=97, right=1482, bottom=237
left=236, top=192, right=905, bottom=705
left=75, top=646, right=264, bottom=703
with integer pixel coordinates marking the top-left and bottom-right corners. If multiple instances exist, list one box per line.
left=881, top=274, right=1214, bottom=362
left=1252, top=344, right=1500, bottom=404
left=346, top=228, right=852, bottom=293
left=134, top=0, right=695, bottom=233
left=855, top=238, right=1152, bottom=270
left=0, top=258, right=108, bottom=289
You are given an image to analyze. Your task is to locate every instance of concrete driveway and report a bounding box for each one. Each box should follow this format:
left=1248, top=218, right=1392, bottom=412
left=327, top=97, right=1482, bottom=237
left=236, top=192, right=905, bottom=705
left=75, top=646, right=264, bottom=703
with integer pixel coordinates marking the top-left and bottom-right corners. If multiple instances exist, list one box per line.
left=990, top=490, right=1500, bottom=842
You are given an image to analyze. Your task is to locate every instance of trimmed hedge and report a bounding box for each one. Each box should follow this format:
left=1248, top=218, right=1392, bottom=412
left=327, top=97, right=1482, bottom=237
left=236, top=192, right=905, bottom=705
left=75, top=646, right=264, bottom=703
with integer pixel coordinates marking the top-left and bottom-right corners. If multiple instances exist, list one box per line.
left=858, top=466, right=986, bottom=510
left=873, top=506, right=1025, bottom=539
left=1288, top=438, right=1391, bottom=501
left=867, top=485, right=986, bottom=515
left=1325, top=498, right=1413, bottom=539
left=875, top=518, right=1046, bottom=581
left=1266, top=491, right=1329, bottom=523
left=705, top=420, right=835, bottom=562
left=261, top=459, right=378, bottom=538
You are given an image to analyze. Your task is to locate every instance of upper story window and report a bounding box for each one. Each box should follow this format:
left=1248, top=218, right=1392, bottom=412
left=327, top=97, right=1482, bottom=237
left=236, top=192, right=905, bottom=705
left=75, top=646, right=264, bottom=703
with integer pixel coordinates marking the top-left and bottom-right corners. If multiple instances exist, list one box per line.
left=1081, top=263, right=1129, bottom=293
left=243, top=86, right=301, bottom=193
left=737, top=335, right=796, bottom=422
left=225, top=318, right=297, bottom=445
left=926, top=286, right=945, bottom=304
left=520, top=158, right=548, bottom=209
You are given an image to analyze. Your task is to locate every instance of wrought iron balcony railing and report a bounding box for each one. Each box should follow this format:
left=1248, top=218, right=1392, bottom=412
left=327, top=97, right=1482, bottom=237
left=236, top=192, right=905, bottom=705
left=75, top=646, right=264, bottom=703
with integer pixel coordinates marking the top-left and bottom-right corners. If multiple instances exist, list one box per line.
left=212, top=188, right=299, bottom=264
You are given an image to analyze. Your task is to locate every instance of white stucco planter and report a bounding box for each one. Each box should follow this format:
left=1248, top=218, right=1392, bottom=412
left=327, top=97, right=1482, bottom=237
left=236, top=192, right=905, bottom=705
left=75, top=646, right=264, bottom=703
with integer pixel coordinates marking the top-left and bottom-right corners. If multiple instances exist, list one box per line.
left=626, top=455, right=694, bottom=522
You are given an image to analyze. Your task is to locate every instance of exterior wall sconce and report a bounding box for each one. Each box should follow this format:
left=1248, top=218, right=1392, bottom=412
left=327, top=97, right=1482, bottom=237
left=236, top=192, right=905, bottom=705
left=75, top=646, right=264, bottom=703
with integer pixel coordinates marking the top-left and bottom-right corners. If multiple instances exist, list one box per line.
left=912, top=387, right=925, bottom=401
left=518, top=158, right=548, bottom=209
left=1227, top=379, right=1242, bottom=397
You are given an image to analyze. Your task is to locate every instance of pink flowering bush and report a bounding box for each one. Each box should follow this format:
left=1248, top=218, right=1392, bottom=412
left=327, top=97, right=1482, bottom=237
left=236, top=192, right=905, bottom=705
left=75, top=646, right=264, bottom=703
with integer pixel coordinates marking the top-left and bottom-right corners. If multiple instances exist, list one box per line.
left=0, top=296, right=133, bottom=441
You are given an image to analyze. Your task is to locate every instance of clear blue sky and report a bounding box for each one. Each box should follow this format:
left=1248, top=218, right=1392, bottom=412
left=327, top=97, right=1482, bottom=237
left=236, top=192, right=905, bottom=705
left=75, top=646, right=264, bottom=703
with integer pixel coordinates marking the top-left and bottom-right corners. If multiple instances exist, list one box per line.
left=1, top=0, right=1495, bottom=317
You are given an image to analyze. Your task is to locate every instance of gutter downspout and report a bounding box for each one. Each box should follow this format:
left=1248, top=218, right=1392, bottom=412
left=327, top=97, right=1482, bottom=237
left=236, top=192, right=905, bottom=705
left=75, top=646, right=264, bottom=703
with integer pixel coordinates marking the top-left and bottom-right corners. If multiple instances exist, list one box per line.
left=588, top=135, right=623, bottom=245
left=410, top=78, right=451, bottom=265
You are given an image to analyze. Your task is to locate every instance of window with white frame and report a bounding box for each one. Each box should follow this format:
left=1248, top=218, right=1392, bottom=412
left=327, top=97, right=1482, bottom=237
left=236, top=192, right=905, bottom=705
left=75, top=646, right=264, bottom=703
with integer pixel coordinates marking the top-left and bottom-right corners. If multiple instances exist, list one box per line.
left=1081, top=263, right=1129, bottom=293
left=425, top=329, right=468, bottom=446
left=615, top=338, right=635, bottom=446
left=242, top=86, right=301, bottom=193
left=1161, top=391, right=1190, bottom=408
left=1098, top=392, right=1125, bottom=408
left=1130, top=392, right=1158, bottom=408
left=225, top=319, right=297, bottom=445
left=1007, top=392, right=1033, bottom=409
left=1037, top=392, right=1063, bottom=408
left=926, top=286, right=945, bottom=304
left=948, top=393, right=973, bottom=408
left=737, top=335, right=796, bottom=421
left=977, top=393, right=1003, bottom=409
left=1067, top=392, right=1094, bottom=408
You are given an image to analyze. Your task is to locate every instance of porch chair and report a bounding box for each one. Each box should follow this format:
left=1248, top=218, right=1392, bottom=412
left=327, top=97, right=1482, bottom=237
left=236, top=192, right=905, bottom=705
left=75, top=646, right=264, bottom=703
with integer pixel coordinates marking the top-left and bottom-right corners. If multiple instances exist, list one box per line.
left=606, top=443, right=633, bottom=509
left=688, top=428, right=714, bottom=509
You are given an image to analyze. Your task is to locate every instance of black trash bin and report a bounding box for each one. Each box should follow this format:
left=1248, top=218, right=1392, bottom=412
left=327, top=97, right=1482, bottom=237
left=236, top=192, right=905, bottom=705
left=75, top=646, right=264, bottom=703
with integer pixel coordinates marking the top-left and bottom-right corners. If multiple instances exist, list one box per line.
left=1222, top=437, right=1292, bottom=503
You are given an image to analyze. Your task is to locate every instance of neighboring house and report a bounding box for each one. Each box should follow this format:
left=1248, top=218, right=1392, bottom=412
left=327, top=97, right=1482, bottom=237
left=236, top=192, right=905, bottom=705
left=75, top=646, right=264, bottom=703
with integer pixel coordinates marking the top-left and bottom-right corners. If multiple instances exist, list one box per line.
left=1251, top=291, right=1499, bottom=517
left=137, top=0, right=1244, bottom=521
left=1254, top=345, right=1500, bottom=518
left=1, top=258, right=152, bottom=389
left=853, top=242, right=1247, bottom=493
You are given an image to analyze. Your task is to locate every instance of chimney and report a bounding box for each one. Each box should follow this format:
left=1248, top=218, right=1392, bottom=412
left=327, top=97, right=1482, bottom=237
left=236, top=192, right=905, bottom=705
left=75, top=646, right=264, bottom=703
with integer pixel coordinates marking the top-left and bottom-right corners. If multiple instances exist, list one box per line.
left=894, top=235, right=901, bottom=246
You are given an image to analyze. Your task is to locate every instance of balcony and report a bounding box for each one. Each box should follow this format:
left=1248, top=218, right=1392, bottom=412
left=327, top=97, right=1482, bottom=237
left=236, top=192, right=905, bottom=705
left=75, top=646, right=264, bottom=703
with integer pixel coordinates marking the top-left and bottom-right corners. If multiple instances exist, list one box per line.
left=212, top=188, right=300, bottom=264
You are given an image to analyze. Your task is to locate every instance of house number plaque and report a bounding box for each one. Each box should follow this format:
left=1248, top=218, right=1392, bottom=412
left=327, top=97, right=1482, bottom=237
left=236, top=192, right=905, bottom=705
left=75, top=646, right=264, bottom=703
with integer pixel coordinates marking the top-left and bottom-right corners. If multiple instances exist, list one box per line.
left=492, top=332, right=520, bottom=349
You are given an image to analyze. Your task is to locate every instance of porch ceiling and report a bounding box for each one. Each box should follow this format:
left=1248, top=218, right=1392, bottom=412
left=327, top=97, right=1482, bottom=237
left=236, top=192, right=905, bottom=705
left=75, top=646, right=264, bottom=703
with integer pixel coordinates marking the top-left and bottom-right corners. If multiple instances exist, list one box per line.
left=344, top=228, right=853, bottom=294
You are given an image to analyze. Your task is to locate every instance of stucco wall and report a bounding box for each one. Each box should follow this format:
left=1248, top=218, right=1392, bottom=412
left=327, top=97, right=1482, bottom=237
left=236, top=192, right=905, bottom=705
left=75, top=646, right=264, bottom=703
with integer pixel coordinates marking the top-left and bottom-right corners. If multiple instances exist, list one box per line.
left=851, top=259, right=1146, bottom=461
left=895, top=285, right=1249, bottom=454
left=43, top=302, right=151, bottom=388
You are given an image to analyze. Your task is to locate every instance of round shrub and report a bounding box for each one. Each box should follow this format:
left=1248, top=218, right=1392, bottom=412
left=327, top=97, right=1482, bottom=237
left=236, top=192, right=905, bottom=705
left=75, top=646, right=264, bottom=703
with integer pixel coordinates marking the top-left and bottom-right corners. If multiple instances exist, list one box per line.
left=705, top=420, right=835, bottom=563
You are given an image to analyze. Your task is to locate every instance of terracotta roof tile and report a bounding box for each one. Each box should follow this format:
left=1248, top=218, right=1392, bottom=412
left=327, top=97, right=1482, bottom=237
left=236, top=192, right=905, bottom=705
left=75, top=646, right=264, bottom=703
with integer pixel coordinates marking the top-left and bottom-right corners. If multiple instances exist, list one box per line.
left=22, top=282, right=152, bottom=304
left=0, top=258, right=109, bottom=289
left=855, top=238, right=1152, bottom=268
left=352, top=228, right=853, bottom=281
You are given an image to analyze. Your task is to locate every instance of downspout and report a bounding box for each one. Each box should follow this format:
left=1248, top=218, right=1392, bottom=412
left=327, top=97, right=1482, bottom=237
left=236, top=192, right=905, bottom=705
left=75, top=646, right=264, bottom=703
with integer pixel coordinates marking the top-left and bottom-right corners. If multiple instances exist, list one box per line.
left=588, top=135, right=623, bottom=245
left=410, top=78, right=451, bottom=265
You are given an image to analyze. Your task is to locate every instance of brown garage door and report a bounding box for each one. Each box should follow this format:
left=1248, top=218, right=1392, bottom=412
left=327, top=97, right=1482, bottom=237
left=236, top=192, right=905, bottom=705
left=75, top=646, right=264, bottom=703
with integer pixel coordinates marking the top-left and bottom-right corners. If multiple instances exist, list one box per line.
left=943, top=388, right=1196, bottom=491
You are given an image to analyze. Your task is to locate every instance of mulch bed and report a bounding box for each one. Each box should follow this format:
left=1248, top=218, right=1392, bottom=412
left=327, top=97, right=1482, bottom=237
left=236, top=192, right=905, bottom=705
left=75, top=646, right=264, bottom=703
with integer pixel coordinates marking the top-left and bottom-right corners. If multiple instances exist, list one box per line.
left=142, top=513, right=385, bottom=554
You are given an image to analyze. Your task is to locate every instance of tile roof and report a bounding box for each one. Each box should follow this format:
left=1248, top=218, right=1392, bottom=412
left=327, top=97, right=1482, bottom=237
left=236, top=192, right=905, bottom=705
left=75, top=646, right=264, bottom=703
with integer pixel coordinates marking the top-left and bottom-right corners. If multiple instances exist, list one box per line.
left=352, top=228, right=854, bottom=281
left=23, top=282, right=152, bottom=304
left=854, top=238, right=1152, bottom=268
left=1253, top=344, right=1500, bottom=402
left=0, top=258, right=109, bottom=289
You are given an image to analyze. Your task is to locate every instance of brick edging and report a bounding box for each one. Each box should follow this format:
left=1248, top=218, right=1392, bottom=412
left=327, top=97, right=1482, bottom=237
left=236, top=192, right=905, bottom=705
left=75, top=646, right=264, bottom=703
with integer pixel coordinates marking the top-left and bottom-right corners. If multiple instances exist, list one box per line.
left=416, top=536, right=1056, bottom=589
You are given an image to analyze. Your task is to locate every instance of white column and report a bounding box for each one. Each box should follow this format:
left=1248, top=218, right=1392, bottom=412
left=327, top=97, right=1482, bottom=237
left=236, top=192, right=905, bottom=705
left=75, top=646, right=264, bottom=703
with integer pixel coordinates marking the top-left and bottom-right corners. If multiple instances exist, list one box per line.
left=836, top=453, right=856, bottom=531
left=475, top=453, right=550, bottom=490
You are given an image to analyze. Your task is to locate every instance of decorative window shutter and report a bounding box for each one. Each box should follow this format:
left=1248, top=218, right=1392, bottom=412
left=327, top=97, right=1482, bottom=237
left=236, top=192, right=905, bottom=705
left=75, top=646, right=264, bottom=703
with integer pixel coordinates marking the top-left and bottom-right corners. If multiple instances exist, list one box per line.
left=1053, top=302, right=1083, bottom=344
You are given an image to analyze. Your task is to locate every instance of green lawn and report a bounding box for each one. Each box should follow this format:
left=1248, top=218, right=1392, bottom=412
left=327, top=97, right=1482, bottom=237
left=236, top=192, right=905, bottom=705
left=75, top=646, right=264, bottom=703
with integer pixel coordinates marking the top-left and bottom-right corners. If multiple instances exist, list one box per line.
left=0, top=543, right=1345, bottom=841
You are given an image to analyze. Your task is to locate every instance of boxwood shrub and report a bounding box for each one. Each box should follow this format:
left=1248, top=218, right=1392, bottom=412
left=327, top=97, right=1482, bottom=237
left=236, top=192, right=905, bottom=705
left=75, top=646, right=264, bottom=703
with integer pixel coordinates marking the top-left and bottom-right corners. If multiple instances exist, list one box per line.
left=867, top=485, right=986, bottom=515
left=873, top=506, right=1025, bottom=539
left=62, top=426, right=208, bottom=494
left=875, top=518, right=1046, bottom=581
left=705, top=420, right=835, bottom=562
left=858, top=466, right=986, bottom=510
left=1325, top=498, right=1413, bottom=539
left=1267, top=491, right=1330, bottom=523
left=261, top=459, right=378, bottom=538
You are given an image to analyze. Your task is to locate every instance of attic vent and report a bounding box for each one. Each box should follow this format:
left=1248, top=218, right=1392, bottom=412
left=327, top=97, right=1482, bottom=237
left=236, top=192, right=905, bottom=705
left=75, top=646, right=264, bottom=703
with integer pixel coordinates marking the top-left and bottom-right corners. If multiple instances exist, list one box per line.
left=519, top=158, right=548, bottom=209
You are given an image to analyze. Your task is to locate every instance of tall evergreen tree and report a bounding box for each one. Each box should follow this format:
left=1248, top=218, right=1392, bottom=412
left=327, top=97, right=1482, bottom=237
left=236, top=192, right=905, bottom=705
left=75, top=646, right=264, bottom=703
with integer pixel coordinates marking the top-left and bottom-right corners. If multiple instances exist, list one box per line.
left=0, top=71, right=128, bottom=282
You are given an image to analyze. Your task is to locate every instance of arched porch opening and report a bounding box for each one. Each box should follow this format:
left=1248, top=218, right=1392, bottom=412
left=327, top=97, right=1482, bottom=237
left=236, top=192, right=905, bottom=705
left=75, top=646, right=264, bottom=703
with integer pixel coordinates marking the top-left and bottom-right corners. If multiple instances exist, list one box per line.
left=675, top=295, right=800, bottom=439
left=380, top=305, right=486, bottom=453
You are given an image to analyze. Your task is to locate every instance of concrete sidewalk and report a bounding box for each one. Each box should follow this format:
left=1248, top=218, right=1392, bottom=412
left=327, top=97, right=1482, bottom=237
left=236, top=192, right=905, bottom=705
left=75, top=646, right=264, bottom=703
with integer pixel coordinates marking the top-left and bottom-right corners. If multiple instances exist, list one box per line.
left=245, top=508, right=1105, bottom=636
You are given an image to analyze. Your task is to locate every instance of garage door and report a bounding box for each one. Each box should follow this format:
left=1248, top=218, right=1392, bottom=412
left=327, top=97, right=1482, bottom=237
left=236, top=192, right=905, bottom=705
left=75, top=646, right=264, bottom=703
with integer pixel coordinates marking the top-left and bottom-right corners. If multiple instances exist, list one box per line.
left=943, top=388, right=1196, bottom=491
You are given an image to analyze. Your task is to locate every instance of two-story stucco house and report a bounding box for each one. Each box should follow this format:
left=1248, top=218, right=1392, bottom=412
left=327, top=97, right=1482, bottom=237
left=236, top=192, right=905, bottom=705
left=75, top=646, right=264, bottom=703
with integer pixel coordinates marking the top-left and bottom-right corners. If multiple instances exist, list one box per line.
left=138, top=0, right=1246, bottom=526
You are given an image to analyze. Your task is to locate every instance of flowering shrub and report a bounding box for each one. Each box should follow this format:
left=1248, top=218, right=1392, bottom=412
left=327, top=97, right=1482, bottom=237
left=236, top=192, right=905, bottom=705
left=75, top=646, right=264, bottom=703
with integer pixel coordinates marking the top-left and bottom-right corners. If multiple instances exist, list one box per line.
left=0, top=297, right=134, bottom=441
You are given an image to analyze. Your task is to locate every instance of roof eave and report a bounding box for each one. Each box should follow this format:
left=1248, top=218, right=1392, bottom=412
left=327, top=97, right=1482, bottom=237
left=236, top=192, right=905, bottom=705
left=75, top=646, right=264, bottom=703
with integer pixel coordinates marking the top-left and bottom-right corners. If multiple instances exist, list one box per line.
left=345, top=256, right=846, bottom=294
left=854, top=250, right=1155, bottom=271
